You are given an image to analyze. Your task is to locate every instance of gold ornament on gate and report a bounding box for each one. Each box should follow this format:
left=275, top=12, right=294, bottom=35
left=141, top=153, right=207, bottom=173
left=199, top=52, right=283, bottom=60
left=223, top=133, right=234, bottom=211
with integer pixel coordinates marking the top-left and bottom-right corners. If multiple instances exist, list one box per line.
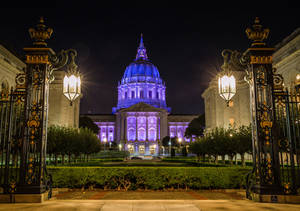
left=246, top=17, right=270, bottom=46
left=28, top=17, right=53, bottom=46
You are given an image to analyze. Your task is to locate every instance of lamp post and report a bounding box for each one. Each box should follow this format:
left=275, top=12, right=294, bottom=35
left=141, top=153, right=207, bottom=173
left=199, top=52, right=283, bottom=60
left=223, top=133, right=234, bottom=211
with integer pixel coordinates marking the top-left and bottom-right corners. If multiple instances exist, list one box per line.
left=178, top=137, right=182, bottom=156
left=118, top=143, right=122, bottom=151
left=168, top=139, right=171, bottom=156
left=217, top=17, right=284, bottom=198
left=103, top=137, right=107, bottom=151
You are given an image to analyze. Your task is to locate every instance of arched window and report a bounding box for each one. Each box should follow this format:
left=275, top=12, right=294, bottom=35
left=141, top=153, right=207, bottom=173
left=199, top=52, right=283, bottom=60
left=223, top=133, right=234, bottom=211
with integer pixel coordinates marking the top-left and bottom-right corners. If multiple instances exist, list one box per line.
left=148, top=128, right=156, bottom=141
left=138, top=128, right=146, bottom=141
left=131, top=91, right=135, bottom=98
left=149, top=91, right=152, bottom=99
left=124, top=92, right=127, bottom=99
left=156, top=91, right=159, bottom=99
left=128, top=128, right=136, bottom=141
left=140, top=90, right=144, bottom=98
left=1, top=80, right=9, bottom=93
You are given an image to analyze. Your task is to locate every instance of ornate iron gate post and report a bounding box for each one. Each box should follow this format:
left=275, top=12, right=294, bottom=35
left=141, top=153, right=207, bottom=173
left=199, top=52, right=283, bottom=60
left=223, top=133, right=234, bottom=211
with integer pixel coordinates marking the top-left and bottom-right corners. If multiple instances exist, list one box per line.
left=17, top=17, right=54, bottom=194
left=244, top=18, right=282, bottom=197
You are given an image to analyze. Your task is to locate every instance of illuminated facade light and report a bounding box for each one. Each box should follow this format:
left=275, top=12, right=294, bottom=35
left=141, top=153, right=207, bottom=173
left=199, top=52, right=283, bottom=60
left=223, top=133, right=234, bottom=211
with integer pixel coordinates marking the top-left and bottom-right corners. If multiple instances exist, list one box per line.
left=218, top=74, right=236, bottom=105
left=63, top=73, right=81, bottom=105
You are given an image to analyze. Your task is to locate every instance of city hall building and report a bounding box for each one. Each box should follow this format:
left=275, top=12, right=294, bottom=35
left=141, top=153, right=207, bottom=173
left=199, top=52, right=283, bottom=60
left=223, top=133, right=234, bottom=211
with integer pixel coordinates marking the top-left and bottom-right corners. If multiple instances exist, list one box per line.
left=85, top=36, right=198, bottom=156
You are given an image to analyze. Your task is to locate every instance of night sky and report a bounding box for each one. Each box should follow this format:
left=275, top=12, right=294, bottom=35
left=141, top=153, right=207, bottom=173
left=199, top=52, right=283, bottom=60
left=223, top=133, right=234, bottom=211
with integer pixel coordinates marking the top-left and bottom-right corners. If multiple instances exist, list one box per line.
left=1, top=2, right=299, bottom=115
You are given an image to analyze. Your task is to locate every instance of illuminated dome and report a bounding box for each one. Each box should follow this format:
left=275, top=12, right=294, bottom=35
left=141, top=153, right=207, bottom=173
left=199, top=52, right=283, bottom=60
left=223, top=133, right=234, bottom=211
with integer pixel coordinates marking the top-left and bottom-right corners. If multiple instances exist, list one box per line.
left=113, top=35, right=170, bottom=113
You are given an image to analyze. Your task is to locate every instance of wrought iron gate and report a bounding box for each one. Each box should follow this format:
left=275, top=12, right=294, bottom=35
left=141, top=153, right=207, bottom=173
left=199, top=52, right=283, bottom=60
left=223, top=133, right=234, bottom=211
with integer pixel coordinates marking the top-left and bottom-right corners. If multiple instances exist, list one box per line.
left=0, top=73, right=26, bottom=194
left=273, top=84, right=300, bottom=195
left=246, top=80, right=300, bottom=198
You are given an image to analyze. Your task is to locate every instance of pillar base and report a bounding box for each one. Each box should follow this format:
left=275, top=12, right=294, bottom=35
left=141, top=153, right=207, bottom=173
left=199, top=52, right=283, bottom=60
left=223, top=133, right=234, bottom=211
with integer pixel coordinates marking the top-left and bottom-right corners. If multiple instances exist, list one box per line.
left=0, top=191, right=50, bottom=203
left=252, top=193, right=300, bottom=204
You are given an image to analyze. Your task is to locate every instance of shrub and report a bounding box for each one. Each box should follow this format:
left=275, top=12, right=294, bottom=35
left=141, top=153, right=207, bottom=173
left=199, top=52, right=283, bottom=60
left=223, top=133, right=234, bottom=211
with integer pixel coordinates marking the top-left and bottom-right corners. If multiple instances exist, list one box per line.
left=48, top=166, right=251, bottom=190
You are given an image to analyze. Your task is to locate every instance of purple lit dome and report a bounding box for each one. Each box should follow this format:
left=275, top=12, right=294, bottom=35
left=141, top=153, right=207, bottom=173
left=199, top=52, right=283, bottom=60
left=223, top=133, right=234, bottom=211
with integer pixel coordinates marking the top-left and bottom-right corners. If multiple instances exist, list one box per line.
left=112, top=34, right=171, bottom=113
left=123, top=60, right=160, bottom=79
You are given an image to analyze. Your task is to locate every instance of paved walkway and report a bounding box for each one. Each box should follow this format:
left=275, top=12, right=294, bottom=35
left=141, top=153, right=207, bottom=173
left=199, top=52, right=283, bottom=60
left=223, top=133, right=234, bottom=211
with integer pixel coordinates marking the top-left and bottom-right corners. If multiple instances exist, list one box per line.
left=1, top=200, right=300, bottom=211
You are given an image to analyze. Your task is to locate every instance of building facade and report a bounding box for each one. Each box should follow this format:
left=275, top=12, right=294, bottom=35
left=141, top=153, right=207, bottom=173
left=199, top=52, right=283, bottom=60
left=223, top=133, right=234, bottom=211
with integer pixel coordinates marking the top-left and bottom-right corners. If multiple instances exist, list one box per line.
left=85, top=36, right=198, bottom=157
left=0, top=44, right=80, bottom=128
left=202, top=28, right=300, bottom=131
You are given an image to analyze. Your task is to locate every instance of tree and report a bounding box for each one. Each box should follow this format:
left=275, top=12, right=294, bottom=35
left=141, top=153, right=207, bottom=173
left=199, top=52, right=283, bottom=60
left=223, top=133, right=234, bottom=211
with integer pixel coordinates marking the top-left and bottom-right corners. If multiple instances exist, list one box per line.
left=162, top=136, right=171, bottom=148
left=189, top=137, right=209, bottom=162
left=79, top=116, right=99, bottom=134
left=208, top=127, right=229, bottom=164
left=79, top=127, right=101, bottom=161
left=235, top=125, right=252, bottom=166
left=185, top=114, right=205, bottom=138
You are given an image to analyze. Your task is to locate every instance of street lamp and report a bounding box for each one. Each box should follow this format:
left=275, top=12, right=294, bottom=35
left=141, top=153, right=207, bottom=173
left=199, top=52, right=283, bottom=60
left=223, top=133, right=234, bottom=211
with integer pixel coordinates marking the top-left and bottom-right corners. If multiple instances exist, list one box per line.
left=63, top=50, right=81, bottom=106
left=118, top=143, right=122, bottom=151
left=103, top=137, right=107, bottom=151
left=218, top=50, right=236, bottom=106
left=168, top=139, right=171, bottom=156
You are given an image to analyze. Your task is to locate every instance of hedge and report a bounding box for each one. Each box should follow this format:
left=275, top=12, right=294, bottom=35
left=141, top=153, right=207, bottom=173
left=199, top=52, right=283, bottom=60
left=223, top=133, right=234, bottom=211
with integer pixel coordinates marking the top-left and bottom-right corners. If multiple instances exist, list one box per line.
left=48, top=167, right=251, bottom=190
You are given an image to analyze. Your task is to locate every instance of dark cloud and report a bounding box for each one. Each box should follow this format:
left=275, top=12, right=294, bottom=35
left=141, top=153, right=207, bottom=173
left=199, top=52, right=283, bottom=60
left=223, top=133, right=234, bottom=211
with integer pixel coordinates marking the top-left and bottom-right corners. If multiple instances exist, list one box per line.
left=1, top=4, right=299, bottom=115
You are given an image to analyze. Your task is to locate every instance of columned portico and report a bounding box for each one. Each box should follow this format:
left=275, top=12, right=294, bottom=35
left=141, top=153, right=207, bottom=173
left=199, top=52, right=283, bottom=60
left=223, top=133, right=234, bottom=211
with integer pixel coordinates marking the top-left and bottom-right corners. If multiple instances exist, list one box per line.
left=118, top=102, right=167, bottom=156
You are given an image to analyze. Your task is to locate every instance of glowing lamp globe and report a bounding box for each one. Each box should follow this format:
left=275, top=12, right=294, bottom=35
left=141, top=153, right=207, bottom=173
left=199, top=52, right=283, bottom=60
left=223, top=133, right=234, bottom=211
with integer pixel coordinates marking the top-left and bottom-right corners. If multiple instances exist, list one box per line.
left=218, top=74, right=236, bottom=105
left=63, top=73, right=81, bottom=105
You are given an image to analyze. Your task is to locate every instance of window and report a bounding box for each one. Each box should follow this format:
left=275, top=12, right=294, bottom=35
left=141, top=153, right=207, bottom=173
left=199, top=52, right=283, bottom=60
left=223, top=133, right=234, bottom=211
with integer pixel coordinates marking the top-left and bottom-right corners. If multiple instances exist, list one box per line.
left=229, top=118, right=235, bottom=126
left=1, top=80, right=9, bottom=93
left=131, top=91, right=135, bottom=98
left=125, top=92, right=127, bottom=99
left=149, top=91, right=152, bottom=98
left=156, top=92, right=159, bottom=99
left=140, top=90, right=144, bottom=98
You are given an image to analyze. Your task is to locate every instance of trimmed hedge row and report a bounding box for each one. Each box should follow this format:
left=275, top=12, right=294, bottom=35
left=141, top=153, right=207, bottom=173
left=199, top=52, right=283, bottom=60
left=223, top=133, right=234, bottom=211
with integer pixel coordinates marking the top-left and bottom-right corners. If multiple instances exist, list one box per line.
left=48, top=167, right=251, bottom=190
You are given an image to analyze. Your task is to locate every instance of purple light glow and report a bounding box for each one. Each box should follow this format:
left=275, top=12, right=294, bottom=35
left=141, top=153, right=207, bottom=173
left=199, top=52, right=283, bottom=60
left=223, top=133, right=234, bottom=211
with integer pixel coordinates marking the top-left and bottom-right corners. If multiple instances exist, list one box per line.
left=112, top=35, right=171, bottom=113
left=96, top=122, right=115, bottom=142
left=126, top=112, right=159, bottom=141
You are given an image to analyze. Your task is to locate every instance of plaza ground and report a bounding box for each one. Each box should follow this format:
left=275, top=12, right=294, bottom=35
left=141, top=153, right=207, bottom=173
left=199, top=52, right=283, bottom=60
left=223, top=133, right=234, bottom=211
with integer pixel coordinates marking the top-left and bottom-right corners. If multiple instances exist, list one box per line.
left=1, top=189, right=300, bottom=210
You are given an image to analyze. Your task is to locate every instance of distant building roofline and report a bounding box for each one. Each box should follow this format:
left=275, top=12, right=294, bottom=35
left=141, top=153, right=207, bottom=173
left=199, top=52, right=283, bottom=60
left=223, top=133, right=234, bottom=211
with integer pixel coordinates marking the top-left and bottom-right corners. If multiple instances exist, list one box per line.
left=275, top=27, right=300, bottom=51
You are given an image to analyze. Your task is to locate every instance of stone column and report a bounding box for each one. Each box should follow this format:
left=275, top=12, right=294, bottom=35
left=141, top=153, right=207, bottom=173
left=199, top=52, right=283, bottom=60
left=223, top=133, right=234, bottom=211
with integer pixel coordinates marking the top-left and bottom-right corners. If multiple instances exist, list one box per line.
left=156, top=114, right=160, bottom=141
left=136, top=114, right=138, bottom=141
left=125, top=113, right=127, bottom=141
left=119, top=113, right=124, bottom=141
left=146, top=114, right=148, bottom=141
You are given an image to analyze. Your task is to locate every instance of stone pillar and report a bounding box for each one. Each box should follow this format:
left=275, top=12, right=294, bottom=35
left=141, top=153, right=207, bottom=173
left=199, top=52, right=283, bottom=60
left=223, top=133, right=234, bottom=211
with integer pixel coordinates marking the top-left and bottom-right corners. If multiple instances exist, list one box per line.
left=125, top=113, right=127, bottom=141
left=156, top=114, right=160, bottom=141
left=136, top=114, right=138, bottom=141
left=146, top=114, right=148, bottom=141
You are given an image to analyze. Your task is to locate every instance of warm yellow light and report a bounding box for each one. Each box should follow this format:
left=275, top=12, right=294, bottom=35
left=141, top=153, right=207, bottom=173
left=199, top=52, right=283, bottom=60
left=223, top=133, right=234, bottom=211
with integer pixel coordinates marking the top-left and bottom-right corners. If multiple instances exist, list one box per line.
left=103, top=137, right=107, bottom=143
left=218, top=74, right=236, bottom=103
left=63, top=73, right=81, bottom=104
left=178, top=137, right=182, bottom=143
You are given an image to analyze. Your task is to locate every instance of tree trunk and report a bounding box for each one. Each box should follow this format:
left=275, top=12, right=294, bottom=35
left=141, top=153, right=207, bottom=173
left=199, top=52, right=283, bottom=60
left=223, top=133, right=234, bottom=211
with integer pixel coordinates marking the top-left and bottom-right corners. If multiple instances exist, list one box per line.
left=214, top=155, right=218, bottom=164
left=241, top=153, right=245, bottom=167
left=221, top=155, right=225, bottom=164
left=229, top=155, right=234, bottom=165
left=62, top=154, right=65, bottom=165
left=55, top=154, right=58, bottom=166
